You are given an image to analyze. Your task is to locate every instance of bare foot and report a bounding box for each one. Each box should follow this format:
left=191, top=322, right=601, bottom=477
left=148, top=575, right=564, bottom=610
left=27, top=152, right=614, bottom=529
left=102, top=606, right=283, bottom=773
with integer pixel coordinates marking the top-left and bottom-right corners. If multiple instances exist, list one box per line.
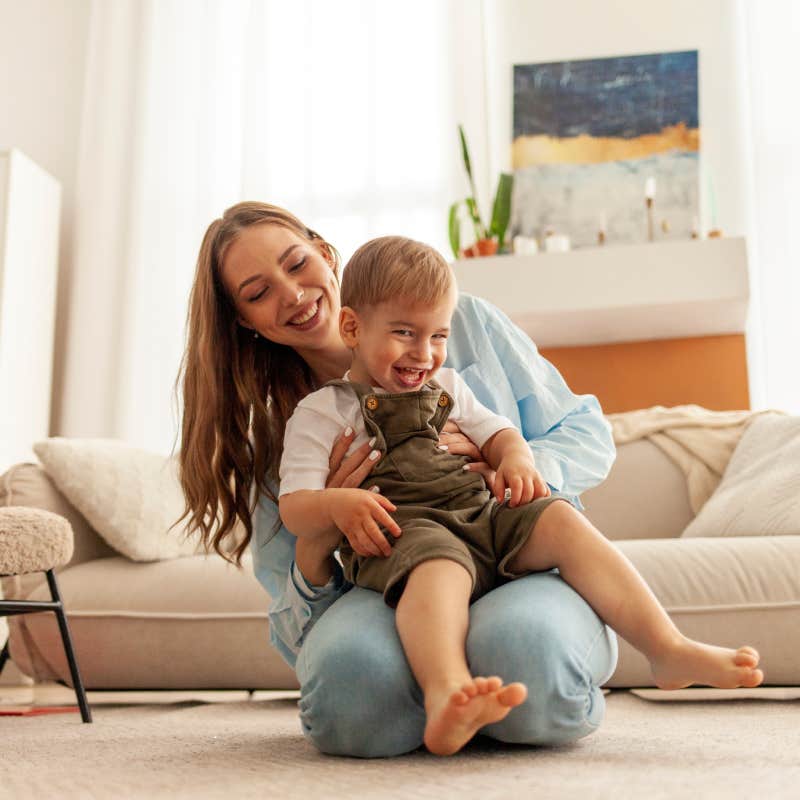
left=423, top=676, right=528, bottom=756
left=650, top=638, right=764, bottom=690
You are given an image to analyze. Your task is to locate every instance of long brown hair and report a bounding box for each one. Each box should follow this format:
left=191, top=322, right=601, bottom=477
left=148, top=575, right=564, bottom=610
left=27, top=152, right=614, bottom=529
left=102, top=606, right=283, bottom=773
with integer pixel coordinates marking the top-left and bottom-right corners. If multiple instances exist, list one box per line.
left=176, top=202, right=339, bottom=565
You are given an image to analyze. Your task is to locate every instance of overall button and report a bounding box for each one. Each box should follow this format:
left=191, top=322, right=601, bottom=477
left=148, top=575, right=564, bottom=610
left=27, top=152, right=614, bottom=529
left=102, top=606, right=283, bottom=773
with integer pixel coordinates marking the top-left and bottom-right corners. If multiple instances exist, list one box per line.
left=438, top=394, right=449, bottom=407
left=366, top=396, right=379, bottom=411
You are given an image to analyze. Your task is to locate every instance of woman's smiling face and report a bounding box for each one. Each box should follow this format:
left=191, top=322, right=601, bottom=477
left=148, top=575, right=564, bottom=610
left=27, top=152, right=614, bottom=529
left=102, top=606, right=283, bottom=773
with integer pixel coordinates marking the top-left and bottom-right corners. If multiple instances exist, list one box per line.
left=221, top=223, right=341, bottom=351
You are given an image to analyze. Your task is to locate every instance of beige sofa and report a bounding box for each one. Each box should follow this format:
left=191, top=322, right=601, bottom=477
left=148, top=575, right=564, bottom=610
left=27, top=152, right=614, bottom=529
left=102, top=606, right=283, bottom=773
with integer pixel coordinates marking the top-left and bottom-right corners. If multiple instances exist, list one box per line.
left=2, top=437, right=799, bottom=689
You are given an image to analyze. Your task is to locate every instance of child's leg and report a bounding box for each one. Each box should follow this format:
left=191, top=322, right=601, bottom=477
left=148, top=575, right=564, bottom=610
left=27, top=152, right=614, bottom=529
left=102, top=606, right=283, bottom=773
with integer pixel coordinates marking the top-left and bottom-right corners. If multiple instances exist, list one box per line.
left=394, top=558, right=527, bottom=755
left=506, top=501, right=763, bottom=690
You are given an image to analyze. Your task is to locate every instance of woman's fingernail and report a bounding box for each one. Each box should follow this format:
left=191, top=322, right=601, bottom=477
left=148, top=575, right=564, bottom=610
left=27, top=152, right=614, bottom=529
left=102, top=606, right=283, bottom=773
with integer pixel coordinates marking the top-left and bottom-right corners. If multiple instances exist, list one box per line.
left=344, top=426, right=353, bottom=437
left=369, top=485, right=380, bottom=493
left=462, top=464, right=470, bottom=471
left=369, top=450, right=380, bottom=461
left=438, top=445, right=448, bottom=451
left=369, top=436, right=377, bottom=447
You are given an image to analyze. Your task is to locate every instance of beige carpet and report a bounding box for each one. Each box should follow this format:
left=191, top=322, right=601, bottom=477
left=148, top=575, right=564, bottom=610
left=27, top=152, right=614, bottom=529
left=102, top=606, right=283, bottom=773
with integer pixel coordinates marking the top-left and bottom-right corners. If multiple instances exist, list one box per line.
left=2, top=690, right=799, bottom=799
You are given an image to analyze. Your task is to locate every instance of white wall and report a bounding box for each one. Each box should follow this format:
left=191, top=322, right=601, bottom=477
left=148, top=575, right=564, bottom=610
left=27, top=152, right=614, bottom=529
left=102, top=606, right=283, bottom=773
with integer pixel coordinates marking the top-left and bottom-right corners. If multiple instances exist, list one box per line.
left=0, top=0, right=92, bottom=436
left=481, top=0, right=747, bottom=237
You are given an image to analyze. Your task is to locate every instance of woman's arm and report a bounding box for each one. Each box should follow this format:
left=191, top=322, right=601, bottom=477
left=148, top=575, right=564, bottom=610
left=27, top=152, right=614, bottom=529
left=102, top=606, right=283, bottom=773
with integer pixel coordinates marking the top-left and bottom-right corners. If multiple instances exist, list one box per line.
left=251, top=488, right=347, bottom=667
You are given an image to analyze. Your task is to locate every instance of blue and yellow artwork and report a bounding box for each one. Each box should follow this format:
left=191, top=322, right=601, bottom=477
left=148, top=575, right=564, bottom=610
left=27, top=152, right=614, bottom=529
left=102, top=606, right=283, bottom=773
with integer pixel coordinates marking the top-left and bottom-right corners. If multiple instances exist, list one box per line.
left=512, top=50, right=699, bottom=248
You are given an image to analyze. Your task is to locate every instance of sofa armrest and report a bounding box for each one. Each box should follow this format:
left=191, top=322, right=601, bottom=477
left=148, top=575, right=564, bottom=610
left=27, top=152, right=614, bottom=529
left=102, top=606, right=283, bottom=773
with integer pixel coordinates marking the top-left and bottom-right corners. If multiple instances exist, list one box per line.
left=1, top=463, right=116, bottom=571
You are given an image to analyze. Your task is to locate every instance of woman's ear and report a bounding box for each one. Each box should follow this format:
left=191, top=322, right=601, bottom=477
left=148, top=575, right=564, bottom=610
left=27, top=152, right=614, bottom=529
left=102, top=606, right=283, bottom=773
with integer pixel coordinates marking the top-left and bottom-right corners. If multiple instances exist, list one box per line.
left=339, top=306, right=360, bottom=348
left=237, top=316, right=254, bottom=332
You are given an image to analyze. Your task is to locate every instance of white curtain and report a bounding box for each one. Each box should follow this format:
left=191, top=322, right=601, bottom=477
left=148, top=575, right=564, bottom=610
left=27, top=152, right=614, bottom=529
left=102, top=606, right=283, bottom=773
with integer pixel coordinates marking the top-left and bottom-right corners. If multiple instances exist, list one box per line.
left=738, top=0, right=800, bottom=413
left=60, top=0, right=488, bottom=452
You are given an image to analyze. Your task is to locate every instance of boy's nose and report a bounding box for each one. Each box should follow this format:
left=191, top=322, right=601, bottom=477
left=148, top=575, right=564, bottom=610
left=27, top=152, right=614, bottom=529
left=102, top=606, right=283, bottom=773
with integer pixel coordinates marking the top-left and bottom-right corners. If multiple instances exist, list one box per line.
left=411, top=341, right=433, bottom=363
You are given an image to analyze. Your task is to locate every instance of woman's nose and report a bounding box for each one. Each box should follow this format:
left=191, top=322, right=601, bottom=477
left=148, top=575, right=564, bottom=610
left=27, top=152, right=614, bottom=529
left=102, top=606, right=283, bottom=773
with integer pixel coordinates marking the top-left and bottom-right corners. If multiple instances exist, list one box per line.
left=279, top=281, right=305, bottom=307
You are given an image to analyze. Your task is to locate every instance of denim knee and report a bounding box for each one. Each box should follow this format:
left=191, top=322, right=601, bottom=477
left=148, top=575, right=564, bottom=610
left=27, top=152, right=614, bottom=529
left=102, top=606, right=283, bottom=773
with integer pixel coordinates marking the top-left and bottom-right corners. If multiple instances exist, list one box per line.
left=295, top=587, right=425, bottom=758
left=467, top=573, right=618, bottom=746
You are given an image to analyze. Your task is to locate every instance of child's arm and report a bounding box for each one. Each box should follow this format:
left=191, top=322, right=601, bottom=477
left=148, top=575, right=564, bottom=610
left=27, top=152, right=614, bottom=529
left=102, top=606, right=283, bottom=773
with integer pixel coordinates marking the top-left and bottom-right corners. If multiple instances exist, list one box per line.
left=280, top=488, right=402, bottom=558
left=480, top=427, right=551, bottom=507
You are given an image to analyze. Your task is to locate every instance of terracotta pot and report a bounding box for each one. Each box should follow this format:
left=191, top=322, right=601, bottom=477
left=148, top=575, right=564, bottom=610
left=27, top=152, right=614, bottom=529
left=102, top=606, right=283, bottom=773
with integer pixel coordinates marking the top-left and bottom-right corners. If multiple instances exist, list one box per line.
left=461, top=238, right=498, bottom=258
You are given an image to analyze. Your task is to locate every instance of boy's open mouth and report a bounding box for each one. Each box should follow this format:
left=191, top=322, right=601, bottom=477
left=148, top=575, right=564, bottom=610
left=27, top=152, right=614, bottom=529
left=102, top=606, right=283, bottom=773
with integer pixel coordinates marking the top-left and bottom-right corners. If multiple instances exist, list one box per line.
left=393, top=366, right=427, bottom=387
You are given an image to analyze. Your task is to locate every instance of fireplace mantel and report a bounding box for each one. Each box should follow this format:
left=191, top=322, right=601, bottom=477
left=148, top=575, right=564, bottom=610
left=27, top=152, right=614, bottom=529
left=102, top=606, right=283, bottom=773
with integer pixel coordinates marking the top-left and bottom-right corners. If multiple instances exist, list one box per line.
left=453, top=237, right=749, bottom=349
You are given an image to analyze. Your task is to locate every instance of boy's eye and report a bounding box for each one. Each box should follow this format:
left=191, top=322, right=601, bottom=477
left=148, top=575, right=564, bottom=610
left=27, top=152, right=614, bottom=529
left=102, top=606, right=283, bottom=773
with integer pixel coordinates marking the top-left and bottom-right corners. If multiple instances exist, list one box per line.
left=393, top=329, right=413, bottom=337
left=433, top=333, right=448, bottom=340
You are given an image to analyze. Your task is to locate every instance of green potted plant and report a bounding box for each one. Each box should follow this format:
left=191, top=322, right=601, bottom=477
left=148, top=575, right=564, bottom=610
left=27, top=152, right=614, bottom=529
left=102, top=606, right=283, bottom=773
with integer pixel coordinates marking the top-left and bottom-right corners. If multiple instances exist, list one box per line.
left=448, top=124, right=514, bottom=259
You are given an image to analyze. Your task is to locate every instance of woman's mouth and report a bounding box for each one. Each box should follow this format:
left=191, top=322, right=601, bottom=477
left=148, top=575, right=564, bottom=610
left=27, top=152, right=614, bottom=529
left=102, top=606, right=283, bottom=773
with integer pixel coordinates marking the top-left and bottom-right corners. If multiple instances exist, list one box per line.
left=393, top=366, right=427, bottom=387
left=287, top=299, right=320, bottom=330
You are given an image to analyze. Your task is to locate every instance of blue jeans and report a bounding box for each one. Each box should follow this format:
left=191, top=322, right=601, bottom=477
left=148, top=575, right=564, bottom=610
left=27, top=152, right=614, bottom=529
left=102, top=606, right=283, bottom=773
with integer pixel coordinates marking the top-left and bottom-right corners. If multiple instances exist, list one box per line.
left=295, top=572, right=618, bottom=758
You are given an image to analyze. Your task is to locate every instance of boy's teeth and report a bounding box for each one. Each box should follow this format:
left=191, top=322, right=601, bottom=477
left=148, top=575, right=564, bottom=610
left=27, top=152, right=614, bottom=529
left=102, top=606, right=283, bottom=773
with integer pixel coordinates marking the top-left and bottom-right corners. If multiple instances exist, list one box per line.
left=289, top=301, right=318, bottom=325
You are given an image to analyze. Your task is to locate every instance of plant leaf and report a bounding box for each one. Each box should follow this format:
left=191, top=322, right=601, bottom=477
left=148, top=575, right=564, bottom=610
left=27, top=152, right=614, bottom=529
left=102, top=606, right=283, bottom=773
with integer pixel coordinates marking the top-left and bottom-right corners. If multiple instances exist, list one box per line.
left=489, top=173, right=514, bottom=249
left=448, top=202, right=461, bottom=260
left=464, top=197, right=483, bottom=242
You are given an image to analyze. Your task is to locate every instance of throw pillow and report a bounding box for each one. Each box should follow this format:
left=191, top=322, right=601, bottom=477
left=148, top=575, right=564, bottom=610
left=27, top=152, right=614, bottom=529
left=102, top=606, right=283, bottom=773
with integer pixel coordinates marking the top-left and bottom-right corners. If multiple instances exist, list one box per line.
left=33, top=438, right=202, bottom=561
left=682, top=413, right=800, bottom=538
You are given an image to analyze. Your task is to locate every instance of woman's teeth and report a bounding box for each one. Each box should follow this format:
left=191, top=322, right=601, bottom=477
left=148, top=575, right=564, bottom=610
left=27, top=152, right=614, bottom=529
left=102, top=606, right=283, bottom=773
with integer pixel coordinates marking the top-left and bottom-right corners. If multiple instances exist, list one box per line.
left=288, top=300, right=318, bottom=325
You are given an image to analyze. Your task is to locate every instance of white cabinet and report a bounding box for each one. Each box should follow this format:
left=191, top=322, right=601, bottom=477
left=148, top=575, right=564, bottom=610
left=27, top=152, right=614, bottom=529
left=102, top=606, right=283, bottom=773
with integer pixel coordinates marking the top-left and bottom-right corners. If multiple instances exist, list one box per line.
left=0, top=149, right=61, bottom=470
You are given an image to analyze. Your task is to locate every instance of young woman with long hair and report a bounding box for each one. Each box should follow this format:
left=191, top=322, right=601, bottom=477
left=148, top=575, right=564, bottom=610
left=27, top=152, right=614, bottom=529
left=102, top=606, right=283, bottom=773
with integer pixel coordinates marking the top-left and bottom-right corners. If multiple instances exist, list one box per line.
left=177, top=201, right=618, bottom=757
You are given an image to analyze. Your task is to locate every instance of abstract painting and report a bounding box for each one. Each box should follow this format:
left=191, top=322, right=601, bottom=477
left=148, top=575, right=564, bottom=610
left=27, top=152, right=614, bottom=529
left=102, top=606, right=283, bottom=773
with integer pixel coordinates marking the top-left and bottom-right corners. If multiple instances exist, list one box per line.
left=512, top=50, right=699, bottom=248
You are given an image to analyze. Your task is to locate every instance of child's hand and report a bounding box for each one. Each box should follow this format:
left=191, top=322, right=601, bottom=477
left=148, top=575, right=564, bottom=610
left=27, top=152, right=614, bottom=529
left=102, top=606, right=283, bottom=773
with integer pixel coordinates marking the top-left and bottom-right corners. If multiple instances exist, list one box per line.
left=493, top=451, right=551, bottom=507
left=325, top=488, right=401, bottom=558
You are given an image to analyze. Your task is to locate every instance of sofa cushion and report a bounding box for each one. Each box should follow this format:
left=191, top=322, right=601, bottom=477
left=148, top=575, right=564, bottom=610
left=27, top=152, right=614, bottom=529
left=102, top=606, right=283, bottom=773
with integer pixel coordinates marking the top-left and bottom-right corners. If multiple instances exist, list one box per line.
left=609, top=535, right=800, bottom=687
left=581, top=440, right=694, bottom=541
left=33, top=438, right=202, bottom=561
left=682, top=414, right=800, bottom=539
left=8, top=553, right=298, bottom=690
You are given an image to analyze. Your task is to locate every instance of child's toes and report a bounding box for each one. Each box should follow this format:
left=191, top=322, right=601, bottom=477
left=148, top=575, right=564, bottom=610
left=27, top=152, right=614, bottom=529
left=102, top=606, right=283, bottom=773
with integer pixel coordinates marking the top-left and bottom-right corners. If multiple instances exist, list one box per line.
left=734, top=647, right=760, bottom=667
left=740, top=668, right=764, bottom=688
left=473, top=677, right=490, bottom=694
left=460, top=682, right=478, bottom=699
left=485, top=676, right=503, bottom=692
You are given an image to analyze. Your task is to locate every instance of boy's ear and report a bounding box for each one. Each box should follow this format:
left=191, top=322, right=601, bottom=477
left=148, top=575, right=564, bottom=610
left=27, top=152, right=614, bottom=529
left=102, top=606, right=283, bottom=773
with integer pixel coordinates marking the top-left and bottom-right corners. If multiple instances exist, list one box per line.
left=339, top=306, right=360, bottom=348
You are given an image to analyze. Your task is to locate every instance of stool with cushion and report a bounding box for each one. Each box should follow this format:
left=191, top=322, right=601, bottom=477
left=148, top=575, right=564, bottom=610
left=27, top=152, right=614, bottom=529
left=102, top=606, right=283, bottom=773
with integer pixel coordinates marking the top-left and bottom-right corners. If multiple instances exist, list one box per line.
left=0, top=507, right=92, bottom=722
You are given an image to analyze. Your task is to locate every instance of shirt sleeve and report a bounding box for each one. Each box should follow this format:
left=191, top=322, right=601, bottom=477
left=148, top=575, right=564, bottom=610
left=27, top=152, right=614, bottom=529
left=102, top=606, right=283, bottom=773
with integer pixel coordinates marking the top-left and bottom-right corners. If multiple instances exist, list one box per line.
left=446, top=294, right=615, bottom=505
left=251, top=480, right=349, bottom=668
left=440, top=368, right=516, bottom=449
left=278, top=387, right=349, bottom=497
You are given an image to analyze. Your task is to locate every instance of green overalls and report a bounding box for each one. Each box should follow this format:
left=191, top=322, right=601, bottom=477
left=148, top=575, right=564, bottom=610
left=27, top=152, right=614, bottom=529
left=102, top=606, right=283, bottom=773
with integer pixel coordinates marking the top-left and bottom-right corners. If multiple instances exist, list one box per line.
left=328, top=378, right=568, bottom=607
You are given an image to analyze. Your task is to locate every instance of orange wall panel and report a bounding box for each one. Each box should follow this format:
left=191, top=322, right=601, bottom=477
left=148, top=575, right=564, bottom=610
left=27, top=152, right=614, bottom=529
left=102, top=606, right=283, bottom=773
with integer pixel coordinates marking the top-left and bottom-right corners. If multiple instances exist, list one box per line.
left=539, top=334, right=750, bottom=414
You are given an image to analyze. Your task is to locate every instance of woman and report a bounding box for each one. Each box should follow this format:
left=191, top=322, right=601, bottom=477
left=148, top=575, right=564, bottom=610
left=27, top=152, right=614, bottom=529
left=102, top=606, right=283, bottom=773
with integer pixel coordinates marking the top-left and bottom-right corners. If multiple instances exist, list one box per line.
left=178, top=201, right=618, bottom=758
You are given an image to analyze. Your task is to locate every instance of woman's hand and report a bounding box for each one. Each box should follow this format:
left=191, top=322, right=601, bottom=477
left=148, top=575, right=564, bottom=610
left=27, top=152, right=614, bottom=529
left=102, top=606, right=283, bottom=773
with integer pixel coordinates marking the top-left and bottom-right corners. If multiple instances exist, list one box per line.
left=326, top=427, right=382, bottom=490
left=439, top=420, right=496, bottom=486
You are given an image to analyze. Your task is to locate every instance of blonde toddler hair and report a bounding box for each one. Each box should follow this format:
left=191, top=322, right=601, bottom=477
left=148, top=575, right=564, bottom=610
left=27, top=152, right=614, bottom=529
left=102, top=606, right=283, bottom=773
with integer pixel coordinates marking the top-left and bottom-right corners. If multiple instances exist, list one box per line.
left=341, top=236, right=454, bottom=311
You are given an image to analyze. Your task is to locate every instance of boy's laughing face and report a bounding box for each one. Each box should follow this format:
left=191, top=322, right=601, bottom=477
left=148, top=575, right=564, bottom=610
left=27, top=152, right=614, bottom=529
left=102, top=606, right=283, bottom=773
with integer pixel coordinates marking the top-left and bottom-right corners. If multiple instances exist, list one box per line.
left=341, top=287, right=457, bottom=392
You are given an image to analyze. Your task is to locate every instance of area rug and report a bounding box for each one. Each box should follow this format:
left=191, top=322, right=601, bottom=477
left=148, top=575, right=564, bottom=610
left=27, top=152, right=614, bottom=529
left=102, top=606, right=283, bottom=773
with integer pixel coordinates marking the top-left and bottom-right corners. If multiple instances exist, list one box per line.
left=2, top=691, right=798, bottom=799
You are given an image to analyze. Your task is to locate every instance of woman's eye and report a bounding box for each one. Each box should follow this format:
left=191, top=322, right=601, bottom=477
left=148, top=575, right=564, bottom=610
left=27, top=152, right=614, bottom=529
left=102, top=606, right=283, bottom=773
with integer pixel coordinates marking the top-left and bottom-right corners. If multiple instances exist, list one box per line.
left=248, top=288, right=268, bottom=302
left=289, top=257, right=307, bottom=272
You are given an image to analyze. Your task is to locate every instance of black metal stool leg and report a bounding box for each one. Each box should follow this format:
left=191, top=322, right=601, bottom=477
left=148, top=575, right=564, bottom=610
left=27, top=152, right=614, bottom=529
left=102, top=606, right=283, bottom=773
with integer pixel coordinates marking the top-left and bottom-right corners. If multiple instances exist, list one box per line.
left=0, top=639, right=10, bottom=676
left=45, top=570, right=92, bottom=723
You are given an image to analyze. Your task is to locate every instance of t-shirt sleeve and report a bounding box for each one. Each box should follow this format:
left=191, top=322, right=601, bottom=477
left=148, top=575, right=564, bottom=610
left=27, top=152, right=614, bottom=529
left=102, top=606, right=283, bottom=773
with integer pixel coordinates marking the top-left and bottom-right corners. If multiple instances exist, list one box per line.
left=278, top=388, right=348, bottom=497
left=442, top=368, right=516, bottom=449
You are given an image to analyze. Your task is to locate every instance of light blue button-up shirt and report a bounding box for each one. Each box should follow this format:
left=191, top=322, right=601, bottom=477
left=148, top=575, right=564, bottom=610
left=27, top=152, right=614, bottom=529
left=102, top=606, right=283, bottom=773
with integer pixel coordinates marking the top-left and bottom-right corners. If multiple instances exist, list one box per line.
left=251, top=293, right=615, bottom=667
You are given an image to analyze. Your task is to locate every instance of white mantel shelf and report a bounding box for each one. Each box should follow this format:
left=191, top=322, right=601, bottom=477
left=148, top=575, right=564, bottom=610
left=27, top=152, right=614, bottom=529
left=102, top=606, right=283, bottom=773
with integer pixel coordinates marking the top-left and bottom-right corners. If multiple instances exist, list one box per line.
left=453, top=237, right=749, bottom=348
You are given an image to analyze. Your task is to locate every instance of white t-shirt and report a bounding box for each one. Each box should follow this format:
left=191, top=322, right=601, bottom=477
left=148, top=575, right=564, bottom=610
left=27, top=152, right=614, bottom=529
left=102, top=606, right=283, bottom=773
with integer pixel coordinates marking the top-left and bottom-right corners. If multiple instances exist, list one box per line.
left=278, top=367, right=515, bottom=497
